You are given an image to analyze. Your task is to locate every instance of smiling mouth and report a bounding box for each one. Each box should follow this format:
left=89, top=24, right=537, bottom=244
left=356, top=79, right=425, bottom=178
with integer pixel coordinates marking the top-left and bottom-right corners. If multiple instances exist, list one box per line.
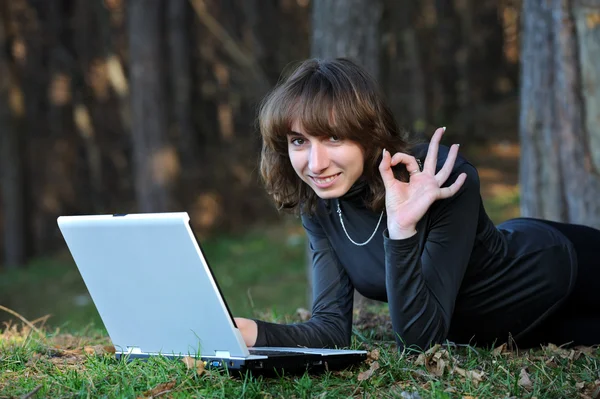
left=310, top=173, right=341, bottom=185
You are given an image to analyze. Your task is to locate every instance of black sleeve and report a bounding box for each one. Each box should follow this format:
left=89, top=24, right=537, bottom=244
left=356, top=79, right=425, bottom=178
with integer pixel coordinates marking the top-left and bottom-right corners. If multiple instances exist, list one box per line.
left=253, top=210, right=355, bottom=348
left=384, top=162, right=480, bottom=350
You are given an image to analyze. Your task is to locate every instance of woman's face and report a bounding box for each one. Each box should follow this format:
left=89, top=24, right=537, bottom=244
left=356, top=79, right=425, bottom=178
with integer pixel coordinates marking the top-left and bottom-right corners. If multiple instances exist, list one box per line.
left=288, top=120, right=364, bottom=199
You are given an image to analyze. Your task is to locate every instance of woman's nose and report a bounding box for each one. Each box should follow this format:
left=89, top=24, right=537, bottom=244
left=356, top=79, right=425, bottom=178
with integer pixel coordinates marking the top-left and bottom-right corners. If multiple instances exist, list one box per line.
left=308, top=143, right=329, bottom=174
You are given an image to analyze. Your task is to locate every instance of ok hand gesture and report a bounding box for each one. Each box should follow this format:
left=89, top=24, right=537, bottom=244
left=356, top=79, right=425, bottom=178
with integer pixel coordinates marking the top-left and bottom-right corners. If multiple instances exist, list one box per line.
left=378, top=127, right=467, bottom=239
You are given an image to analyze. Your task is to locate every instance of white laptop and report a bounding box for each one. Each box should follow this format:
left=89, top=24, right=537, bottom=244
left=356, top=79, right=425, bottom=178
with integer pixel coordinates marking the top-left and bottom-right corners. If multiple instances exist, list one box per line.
left=57, top=212, right=367, bottom=373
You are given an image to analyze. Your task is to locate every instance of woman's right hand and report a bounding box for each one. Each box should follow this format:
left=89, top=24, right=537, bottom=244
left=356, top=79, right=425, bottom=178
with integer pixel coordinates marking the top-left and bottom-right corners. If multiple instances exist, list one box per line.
left=378, top=127, right=466, bottom=239
left=234, top=317, right=258, bottom=347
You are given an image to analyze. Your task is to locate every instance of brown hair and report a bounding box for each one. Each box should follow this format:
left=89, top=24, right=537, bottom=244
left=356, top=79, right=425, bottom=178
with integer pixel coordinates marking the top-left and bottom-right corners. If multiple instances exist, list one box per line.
left=258, top=58, right=416, bottom=214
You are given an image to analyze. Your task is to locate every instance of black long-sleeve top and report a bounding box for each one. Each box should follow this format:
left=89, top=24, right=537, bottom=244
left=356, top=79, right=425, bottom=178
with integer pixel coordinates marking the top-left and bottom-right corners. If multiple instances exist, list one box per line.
left=253, top=145, right=578, bottom=350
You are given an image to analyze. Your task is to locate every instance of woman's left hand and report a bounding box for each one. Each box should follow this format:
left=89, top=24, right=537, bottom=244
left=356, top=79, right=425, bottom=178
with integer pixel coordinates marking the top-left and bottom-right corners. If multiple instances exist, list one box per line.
left=378, top=127, right=467, bottom=239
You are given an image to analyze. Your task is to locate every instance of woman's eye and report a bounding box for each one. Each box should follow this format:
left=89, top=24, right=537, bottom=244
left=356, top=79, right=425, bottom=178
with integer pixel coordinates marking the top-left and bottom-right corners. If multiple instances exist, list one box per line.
left=290, top=138, right=304, bottom=146
left=329, top=135, right=341, bottom=142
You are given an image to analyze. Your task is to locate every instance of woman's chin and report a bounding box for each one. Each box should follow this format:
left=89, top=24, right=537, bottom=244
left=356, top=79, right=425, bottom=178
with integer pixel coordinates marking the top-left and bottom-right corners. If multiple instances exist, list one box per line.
left=311, top=185, right=348, bottom=199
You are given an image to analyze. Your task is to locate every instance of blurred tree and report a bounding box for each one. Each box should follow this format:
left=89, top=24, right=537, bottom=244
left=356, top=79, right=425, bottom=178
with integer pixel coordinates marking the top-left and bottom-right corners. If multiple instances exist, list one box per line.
left=168, top=0, right=197, bottom=167
left=0, top=4, right=26, bottom=269
left=311, top=0, right=383, bottom=77
left=519, top=0, right=600, bottom=228
left=309, top=0, right=384, bottom=309
left=433, top=0, right=461, bottom=126
left=381, top=0, right=428, bottom=135
left=128, top=0, right=175, bottom=212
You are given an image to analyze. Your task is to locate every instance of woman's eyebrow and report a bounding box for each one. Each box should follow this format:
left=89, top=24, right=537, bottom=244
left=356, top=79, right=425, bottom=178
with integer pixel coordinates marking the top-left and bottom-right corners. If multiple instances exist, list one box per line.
left=288, top=131, right=305, bottom=137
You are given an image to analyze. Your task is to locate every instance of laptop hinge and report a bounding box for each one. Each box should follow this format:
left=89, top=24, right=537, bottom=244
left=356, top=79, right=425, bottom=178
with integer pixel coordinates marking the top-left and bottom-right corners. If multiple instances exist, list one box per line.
left=214, top=351, right=231, bottom=358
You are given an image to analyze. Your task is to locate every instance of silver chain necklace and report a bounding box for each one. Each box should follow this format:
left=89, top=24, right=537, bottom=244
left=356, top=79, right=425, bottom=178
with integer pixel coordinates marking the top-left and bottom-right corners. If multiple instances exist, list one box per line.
left=336, top=158, right=419, bottom=246
left=337, top=201, right=384, bottom=246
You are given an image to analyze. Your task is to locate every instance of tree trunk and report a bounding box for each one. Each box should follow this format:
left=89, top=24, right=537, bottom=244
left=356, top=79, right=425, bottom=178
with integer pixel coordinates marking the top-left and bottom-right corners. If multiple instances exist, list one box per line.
left=381, top=0, right=427, bottom=135
left=309, top=0, right=384, bottom=310
left=311, top=0, right=383, bottom=78
left=433, top=0, right=461, bottom=127
left=167, top=0, right=196, bottom=168
left=128, top=0, right=174, bottom=212
left=0, top=8, right=25, bottom=269
left=519, top=0, right=600, bottom=228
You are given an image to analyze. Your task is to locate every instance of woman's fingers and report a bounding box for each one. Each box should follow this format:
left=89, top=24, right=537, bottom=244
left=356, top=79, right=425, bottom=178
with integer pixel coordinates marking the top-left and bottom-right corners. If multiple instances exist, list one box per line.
left=390, top=152, right=421, bottom=175
left=378, top=149, right=396, bottom=189
left=435, top=143, right=460, bottom=185
left=438, top=172, right=467, bottom=199
left=379, top=150, right=422, bottom=188
left=423, top=127, right=446, bottom=174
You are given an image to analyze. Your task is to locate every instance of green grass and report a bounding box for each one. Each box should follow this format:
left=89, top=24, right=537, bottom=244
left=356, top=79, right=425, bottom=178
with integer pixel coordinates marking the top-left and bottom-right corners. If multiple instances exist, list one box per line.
left=1, top=312, right=599, bottom=398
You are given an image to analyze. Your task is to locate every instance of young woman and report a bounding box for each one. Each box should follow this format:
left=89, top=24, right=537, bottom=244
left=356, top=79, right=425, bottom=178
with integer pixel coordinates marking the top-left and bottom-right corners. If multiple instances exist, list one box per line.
left=234, top=58, right=600, bottom=351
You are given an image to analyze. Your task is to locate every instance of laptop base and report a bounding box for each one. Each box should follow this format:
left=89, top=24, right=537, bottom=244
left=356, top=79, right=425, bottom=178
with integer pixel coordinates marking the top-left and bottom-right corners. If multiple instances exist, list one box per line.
left=115, top=351, right=366, bottom=376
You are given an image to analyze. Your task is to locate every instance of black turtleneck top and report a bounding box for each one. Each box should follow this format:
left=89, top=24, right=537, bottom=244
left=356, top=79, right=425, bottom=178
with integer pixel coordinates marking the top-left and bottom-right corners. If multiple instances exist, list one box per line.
left=253, top=145, right=578, bottom=350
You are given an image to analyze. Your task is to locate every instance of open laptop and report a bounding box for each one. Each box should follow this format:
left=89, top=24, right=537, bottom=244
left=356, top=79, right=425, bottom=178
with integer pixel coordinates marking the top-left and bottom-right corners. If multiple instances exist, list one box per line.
left=57, top=212, right=367, bottom=374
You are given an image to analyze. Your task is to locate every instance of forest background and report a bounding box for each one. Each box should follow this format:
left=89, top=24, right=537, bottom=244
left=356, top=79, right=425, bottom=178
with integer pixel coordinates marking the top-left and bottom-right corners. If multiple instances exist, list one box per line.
left=1, top=0, right=599, bottom=332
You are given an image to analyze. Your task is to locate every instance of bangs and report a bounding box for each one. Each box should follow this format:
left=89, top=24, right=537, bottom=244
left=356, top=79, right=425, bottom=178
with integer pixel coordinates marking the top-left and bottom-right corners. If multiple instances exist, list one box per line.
left=259, top=63, right=376, bottom=151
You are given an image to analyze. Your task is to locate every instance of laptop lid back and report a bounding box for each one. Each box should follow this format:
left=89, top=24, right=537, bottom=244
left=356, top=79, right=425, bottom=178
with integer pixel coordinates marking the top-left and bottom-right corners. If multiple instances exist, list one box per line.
left=57, top=212, right=249, bottom=358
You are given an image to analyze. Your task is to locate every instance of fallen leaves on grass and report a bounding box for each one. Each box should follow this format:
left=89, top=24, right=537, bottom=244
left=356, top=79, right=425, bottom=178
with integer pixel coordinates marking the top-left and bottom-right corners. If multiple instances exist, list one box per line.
left=415, top=344, right=447, bottom=377
left=580, top=380, right=600, bottom=399
left=357, top=361, right=380, bottom=381
left=181, top=356, right=206, bottom=376
left=453, top=366, right=485, bottom=386
left=137, top=381, right=176, bottom=399
left=366, top=349, right=380, bottom=364
left=413, top=344, right=486, bottom=386
left=492, top=343, right=509, bottom=357
left=542, top=343, right=598, bottom=363
left=518, top=368, right=533, bottom=390
left=50, top=333, right=84, bottom=350
left=84, top=345, right=116, bottom=355
left=47, top=349, right=87, bottom=370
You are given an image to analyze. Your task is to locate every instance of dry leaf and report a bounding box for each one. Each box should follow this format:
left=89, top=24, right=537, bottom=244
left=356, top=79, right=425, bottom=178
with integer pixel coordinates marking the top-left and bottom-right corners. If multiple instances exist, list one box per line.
left=544, top=356, right=557, bottom=368
left=577, top=382, right=586, bottom=390
left=425, top=344, right=442, bottom=356
left=453, top=366, right=485, bottom=386
left=366, top=349, right=380, bottom=363
left=410, top=369, right=430, bottom=379
left=492, top=343, right=507, bottom=357
left=296, top=308, right=311, bottom=321
left=138, top=381, right=176, bottom=399
left=51, top=334, right=82, bottom=349
left=56, top=348, right=84, bottom=357
left=182, top=356, right=206, bottom=376
left=357, top=360, right=380, bottom=381
left=574, top=346, right=596, bottom=356
left=518, top=368, right=533, bottom=390
left=586, top=380, right=600, bottom=399
left=427, top=357, right=445, bottom=377
left=462, top=396, right=477, bottom=399
left=84, top=345, right=116, bottom=355
left=546, top=343, right=572, bottom=359
left=415, top=345, right=447, bottom=377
